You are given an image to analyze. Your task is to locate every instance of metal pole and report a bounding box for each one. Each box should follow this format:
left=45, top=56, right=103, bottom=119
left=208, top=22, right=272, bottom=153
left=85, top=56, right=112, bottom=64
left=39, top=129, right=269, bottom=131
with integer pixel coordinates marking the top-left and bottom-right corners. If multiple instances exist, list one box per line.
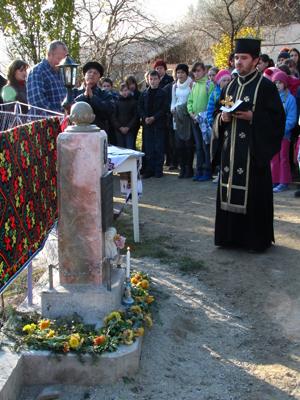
left=49, top=264, right=54, bottom=290
left=27, top=262, right=33, bottom=306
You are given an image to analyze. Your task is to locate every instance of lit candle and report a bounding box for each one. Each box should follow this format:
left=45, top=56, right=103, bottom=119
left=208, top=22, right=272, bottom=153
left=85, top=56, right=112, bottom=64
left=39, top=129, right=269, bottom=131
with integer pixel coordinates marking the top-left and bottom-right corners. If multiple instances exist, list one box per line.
left=126, top=247, right=131, bottom=278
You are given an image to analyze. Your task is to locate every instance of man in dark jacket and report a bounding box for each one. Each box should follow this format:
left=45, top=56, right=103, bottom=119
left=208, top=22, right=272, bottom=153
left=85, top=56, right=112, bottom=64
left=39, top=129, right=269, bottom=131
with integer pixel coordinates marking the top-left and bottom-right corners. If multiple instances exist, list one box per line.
left=154, top=59, right=174, bottom=166
left=112, top=82, right=138, bottom=149
left=138, top=70, right=168, bottom=178
left=74, top=61, right=114, bottom=133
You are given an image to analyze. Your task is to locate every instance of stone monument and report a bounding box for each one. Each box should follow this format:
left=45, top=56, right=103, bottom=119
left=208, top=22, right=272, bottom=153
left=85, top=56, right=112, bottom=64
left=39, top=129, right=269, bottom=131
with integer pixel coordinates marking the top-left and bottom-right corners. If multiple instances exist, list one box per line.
left=41, top=102, right=124, bottom=324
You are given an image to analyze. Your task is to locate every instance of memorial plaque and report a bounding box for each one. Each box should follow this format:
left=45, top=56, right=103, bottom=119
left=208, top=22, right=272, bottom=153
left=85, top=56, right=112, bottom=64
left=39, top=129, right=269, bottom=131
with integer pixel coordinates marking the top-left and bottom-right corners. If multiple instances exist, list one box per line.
left=101, top=171, right=113, bottom=232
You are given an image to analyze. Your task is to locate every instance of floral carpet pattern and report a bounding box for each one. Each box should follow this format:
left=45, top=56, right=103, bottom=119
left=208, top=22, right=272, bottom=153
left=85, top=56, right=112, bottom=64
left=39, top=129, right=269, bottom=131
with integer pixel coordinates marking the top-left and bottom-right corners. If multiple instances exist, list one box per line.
left=0, top=118, right=61, bottom=292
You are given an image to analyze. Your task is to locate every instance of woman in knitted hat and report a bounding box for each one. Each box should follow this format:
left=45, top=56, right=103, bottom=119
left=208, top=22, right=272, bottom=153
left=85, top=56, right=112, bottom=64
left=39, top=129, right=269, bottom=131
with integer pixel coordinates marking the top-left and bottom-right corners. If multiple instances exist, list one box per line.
left=271, top=71, right=297, bottom=192
left=207, top=70, right=231, bottom=127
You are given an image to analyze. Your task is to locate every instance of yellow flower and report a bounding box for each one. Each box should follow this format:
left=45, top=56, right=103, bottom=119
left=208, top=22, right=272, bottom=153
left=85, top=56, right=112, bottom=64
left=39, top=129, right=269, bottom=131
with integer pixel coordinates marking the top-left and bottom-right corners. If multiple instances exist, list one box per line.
left=131, top=277, right=139, bottom=285
left=144, top=315, right=153, bottom=328
left=130, top=305, right=142, bottom=314
left=134, top=327, right=144, bottom=337
left=23, top=323, right=37, bottom=334
left=134, top=296, right=144, bottom=303
left=38, top=319, right=50, bottom=330
left=145, top=295, right=155, bottom=304
left=104, top=311, right=122, bottom=325
left=69, top=333, right=83, bottom=349
left=137, top=279, right=149, bottom=290
left=46, top=330, right=55, bottom=338
left=122, top=329, right=134, bottom=345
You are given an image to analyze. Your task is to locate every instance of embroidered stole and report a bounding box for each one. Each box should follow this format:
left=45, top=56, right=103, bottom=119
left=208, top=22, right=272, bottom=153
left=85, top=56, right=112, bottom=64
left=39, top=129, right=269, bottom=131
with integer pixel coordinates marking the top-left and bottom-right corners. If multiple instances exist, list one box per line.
left=220, top=71, right=263, bottom=214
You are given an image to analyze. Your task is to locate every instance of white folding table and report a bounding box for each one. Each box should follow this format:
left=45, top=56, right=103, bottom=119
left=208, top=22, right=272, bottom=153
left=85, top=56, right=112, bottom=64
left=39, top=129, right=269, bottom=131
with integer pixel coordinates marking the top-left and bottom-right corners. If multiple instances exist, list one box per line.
left=108, top=146, right=144, bottom=243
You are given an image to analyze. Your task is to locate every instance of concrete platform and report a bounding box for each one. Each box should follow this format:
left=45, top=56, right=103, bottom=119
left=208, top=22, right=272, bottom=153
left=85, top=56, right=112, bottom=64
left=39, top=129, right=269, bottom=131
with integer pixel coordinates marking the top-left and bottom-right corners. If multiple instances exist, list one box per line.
left=0, top=338, right=142, bottom=400
left=41, top=268, right=125, bottom=324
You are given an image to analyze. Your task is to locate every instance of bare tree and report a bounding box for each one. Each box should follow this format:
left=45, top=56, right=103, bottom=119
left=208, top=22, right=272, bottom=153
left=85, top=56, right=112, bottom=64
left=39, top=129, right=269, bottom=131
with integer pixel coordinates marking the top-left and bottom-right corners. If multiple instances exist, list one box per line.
left=77, top=0, right=169, bottom=76
left=182, top=0, right=262, bottom=49
left=255, top=0, right=300, bottom=25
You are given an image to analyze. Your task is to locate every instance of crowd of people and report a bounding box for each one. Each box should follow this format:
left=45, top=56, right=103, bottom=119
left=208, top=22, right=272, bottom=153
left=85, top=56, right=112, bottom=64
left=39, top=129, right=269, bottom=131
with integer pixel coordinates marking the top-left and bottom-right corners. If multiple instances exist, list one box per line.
left=2, top=40, right=299, bottom=193
left=0, top=38, right=300, bottom=252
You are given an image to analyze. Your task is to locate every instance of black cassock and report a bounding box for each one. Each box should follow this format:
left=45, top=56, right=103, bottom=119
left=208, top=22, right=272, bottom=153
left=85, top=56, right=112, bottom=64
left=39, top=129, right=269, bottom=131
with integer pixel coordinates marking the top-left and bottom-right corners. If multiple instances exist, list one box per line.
left=211, top=70, right=285, bottom=251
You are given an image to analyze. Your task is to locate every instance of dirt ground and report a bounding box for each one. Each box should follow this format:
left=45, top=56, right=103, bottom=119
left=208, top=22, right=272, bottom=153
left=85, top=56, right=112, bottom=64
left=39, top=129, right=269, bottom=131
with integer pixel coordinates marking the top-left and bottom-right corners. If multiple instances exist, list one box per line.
left=20, top=170, right=300, bottom=400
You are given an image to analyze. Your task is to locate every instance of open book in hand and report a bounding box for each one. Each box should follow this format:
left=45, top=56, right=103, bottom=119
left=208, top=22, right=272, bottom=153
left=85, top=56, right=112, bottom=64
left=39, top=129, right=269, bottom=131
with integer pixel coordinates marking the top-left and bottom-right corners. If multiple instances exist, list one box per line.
left=220, top=96, right=244, bottom=113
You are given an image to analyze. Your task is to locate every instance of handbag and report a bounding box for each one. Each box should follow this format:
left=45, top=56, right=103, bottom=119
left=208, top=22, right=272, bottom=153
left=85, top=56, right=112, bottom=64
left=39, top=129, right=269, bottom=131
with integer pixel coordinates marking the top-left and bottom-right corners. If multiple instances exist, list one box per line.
left=196, top=111, right=212, bottom=144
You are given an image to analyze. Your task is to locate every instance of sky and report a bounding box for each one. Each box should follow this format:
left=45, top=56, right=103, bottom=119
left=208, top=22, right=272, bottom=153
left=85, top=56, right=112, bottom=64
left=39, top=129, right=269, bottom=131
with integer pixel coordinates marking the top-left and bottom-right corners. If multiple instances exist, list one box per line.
left=143, top=0, right=198, bottom=24
left=0, top=0, right=199, bottom=73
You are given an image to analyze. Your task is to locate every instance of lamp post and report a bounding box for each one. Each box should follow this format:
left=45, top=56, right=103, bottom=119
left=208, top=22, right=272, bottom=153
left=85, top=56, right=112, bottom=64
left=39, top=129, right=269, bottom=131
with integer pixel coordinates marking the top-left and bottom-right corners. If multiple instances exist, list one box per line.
left=58, top=55, right=79, bottom=112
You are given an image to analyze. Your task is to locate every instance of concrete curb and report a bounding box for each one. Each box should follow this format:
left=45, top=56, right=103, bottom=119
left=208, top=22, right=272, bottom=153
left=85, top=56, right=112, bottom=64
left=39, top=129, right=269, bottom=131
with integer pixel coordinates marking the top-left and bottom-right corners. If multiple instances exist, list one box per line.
left=0, top=338, right=142, bottom=400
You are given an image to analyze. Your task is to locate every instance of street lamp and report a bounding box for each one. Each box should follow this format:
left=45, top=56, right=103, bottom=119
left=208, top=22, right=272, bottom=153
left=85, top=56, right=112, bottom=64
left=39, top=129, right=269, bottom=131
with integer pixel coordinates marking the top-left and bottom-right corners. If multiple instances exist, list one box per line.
left=58, top=55, right=79, bottom=111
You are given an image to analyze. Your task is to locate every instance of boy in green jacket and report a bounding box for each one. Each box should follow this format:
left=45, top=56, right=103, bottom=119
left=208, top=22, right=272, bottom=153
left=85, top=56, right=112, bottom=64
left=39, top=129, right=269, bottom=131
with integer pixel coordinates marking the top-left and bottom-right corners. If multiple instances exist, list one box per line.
left=187, top=62, right=214, bottom=181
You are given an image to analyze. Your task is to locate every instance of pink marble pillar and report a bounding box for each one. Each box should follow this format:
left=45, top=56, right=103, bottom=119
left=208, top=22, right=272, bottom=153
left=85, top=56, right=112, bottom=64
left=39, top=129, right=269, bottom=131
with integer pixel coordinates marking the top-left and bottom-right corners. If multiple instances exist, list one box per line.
left=57, top=128, right=107, bottom=285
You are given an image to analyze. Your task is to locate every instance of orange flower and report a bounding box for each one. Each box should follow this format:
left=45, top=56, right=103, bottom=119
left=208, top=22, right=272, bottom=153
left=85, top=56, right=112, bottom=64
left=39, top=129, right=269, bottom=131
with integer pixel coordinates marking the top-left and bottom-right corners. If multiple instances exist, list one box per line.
left=93, top=335, right=106, bottom=346
left=38, top=319, right=50, bottom=330
left=134, top=327, right=144, bottom=337
left=63, top=342, right=70, bottom=353
left=133, top=273, right=142, bottom=282
left=145, top=295, right=155, bottom=304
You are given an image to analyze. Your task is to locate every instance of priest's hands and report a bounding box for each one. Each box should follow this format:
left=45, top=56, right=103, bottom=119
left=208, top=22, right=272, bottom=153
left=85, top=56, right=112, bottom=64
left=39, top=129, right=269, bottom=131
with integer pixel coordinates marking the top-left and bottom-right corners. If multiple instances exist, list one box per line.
left=145, top=116, right=155, bottom=125
left=233, top=110, right=253, bottom=122
left=221, top=112, right=232, bottom=123
left=221, top=110, right=253, bottom=123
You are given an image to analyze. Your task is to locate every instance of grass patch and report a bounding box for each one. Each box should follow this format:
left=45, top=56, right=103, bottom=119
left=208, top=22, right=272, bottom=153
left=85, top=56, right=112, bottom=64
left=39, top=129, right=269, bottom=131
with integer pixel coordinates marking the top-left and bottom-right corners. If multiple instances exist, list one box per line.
left=115, top=214, right=206, bottom=274
left=114, top=214, right=171, bottom=260
left=176, top=256, right=206, bottom=273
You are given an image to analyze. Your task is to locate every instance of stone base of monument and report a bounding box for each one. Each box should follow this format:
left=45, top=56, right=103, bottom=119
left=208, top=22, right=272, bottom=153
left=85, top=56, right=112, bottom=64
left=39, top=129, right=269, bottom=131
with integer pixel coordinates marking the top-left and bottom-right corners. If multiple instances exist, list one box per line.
left=0, top=339, right=142, bottom=400
left=41, top=268, right=125, bottom=325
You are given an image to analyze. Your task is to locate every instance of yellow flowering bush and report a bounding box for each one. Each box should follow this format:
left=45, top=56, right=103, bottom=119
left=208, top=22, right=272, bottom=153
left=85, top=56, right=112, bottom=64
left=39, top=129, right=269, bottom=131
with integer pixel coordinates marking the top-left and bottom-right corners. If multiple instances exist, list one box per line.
left=212, top=27, right=261, bottom=69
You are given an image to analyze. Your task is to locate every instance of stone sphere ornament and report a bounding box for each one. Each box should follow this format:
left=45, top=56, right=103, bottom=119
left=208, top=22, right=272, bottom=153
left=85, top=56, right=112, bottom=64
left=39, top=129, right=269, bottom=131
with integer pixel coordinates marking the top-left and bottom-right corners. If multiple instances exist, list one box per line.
left=69, top=102, right=95, bottom=125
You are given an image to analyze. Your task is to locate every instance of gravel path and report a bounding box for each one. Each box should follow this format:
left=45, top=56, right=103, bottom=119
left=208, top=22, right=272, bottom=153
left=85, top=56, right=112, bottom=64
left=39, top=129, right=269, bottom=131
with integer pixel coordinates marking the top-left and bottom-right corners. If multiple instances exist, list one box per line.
left=20, top=172, right=300, bottom=399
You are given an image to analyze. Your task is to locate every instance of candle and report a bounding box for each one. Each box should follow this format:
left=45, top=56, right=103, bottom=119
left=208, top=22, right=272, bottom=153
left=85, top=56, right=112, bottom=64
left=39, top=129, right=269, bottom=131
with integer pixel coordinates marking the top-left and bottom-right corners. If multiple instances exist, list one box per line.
left=126, top=247, right=131, bottom=278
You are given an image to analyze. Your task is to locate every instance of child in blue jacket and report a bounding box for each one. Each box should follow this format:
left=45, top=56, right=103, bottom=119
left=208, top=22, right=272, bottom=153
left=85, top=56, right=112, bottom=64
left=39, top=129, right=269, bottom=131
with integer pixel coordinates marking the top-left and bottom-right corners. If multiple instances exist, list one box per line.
left=207, top=69, right=231, bottom=127
left=271, top=71, right=297, bottom=192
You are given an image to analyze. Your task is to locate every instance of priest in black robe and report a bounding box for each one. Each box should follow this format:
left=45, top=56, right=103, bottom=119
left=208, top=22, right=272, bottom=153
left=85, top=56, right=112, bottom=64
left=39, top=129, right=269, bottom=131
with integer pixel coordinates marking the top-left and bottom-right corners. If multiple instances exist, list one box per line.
left=211, top=38, right=286, bottom=252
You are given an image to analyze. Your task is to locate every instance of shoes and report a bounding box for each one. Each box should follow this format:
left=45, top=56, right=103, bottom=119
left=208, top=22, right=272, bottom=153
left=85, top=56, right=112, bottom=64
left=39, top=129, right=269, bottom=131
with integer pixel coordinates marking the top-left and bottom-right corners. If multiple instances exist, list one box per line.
left=273, top=184, right=289, bottom=193
left=155, top=172, right=163, bottom=178
left=212, top=175, right=219, bottom=183
left=178, top=167, right=185, bottom=179
left=193, top=174, right=202, bottom=181
left=184, top=167, right=193, bottom=178
left=294, top=189, right=300, bottom=198
left=272, top=183, right=279, bottom=189
left=196, top=174, right=212, bottom=182
left=168, top=165, right=178, bottom=171
left=142, top=172, right=154, bottom=179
